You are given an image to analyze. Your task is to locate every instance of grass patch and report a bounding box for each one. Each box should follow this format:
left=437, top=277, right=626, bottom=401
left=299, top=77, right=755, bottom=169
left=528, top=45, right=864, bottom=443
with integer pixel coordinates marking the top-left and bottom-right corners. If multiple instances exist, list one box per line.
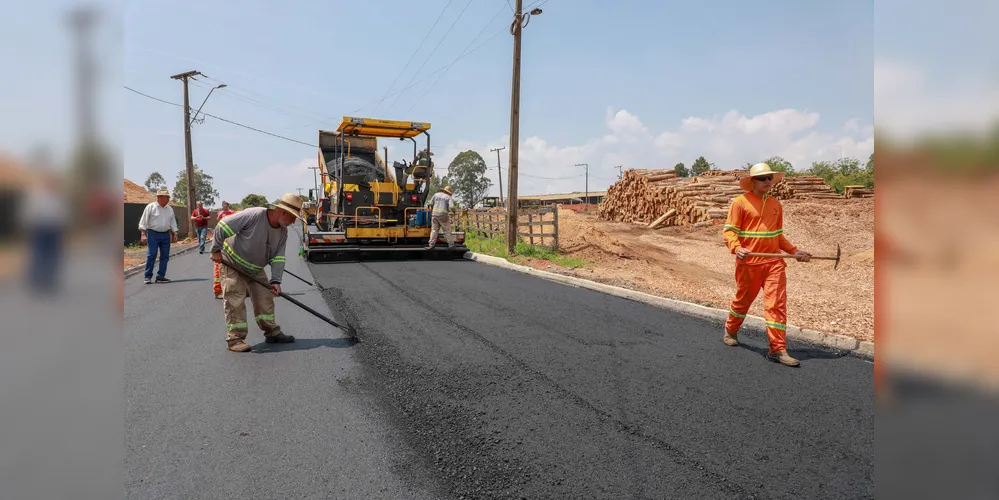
left=465, top=232, right=587, bottom=268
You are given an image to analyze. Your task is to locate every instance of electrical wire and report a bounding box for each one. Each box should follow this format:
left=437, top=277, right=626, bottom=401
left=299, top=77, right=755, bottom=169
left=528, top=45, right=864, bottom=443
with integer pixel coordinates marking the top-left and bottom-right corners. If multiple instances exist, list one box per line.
left=372, top=0, right=456, bottom=115
left=406, top=2, right=509, bottom=113
left=383, top=0, right=475, bottom=115
left=124, top=86, right=318, bottom=148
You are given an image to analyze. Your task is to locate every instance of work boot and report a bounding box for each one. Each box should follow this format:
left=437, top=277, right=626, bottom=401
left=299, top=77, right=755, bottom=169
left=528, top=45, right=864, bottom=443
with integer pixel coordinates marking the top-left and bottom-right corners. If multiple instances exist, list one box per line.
left=264, top=333, right=295, bottom=343
left=215, top=293, right=223, bottom=299
left=723, top=332, right=739, bottom=346
left=227, top=341, right=252, bottom=352
left=767, top=350, right=800, bottom=367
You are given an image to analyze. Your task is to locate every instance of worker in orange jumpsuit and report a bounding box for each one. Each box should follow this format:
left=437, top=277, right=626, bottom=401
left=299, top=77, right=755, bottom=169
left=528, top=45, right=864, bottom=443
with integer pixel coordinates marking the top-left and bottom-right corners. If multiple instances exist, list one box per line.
left=722, top=163, right=811, bottom=367
left=213, top=201, right=236, bottom=299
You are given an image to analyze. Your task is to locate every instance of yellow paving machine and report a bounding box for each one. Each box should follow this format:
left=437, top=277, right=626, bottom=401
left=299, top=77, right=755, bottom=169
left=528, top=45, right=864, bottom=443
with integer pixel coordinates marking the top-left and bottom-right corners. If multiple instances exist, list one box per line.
left=302, top=116, right=467, bottom=262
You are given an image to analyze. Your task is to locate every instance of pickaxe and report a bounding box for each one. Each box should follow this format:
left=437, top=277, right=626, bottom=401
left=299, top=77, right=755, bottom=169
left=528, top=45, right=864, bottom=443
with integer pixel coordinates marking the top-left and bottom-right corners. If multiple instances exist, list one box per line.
left=746, top=243, right=841, bottom=270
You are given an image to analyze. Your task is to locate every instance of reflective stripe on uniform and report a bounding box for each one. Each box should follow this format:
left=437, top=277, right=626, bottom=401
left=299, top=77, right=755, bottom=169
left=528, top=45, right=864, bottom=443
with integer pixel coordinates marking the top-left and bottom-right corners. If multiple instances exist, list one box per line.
left=227, top=322, right=248, bottom=331
left=223, top=241, right=263, bottom=271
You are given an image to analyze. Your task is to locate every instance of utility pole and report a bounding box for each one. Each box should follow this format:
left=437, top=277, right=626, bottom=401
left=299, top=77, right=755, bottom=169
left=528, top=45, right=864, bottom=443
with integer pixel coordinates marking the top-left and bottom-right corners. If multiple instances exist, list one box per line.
left=491, top=146, right=506, bottom=207
left=505, top=0, right=524, bottom=254
left=297, top=187, right=304, bottom=198
left=505, top=0, right=543, bottom=253
left=171, top=70, right=201, bottom=239
left=576, top=163, right=588, bottom=211
left=615, top=165, right=623, bottom=180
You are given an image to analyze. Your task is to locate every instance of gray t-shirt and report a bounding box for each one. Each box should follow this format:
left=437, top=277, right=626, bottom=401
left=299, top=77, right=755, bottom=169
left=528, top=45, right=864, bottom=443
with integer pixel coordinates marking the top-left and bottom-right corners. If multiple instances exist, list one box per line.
left=428, top=192, right=451, bottom=215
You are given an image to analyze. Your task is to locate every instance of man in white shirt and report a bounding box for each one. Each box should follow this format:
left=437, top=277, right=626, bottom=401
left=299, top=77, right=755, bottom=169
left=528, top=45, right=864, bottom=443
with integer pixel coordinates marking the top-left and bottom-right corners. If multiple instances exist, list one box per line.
left=137, top=188, right=179, bottom=284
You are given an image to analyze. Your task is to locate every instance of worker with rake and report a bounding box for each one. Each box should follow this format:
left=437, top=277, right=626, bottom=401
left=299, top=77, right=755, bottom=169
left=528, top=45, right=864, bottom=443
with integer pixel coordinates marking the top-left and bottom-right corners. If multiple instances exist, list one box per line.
left=722, top=163, right=811, bottom=367
left=210, top=193, right=301, bottom=352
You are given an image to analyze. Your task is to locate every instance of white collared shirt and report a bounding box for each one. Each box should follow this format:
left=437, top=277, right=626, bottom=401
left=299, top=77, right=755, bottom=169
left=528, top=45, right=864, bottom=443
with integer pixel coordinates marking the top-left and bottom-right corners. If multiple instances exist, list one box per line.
left=138, top=202, right=179, bottom=233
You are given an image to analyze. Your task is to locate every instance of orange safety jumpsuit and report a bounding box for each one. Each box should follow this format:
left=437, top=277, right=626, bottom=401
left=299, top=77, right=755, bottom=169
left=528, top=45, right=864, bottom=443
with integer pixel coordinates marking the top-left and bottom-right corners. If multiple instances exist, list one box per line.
left=213, top=209, right=236, bottom=296
left=722, top=192, right=798, bottom=354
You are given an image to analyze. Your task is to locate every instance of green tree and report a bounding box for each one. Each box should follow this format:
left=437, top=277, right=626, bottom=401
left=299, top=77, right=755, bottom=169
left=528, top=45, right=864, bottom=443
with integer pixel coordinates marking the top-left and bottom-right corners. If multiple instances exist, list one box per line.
left=674, top=162, right=689, bottom=178
left=426, top=174, right=452, bottom=202
left=172, top=164, right=220, bottom=206
left=803, top=157, right=872, bottom=192
left=690, top=156, right=713, bottom=176
left=144, top=171, right=166, bottom=192
left=865, top=152, right=874, bottom=172
left=762, top=156, right=795, bottom=174
left=240, top=193, right=268, bottom=208
left=446, top=150, right=492, bottom=208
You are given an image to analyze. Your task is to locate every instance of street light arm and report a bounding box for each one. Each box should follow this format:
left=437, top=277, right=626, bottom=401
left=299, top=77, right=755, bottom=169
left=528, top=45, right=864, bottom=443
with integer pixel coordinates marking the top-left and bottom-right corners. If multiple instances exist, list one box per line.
left=191, top=83, right=226, bottom=125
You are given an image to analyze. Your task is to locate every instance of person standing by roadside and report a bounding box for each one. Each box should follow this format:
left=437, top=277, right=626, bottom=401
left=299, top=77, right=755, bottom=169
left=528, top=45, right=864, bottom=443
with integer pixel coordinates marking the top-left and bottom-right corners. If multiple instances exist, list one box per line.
left=425, top=185, right=454, bottom=249
left=722, top=163, right=811, bottom=367
left=191, top=201, right=210, bottom=254
left=137, top=188, right=178, bottom=284
left=212, top=201, right=236, bottom=299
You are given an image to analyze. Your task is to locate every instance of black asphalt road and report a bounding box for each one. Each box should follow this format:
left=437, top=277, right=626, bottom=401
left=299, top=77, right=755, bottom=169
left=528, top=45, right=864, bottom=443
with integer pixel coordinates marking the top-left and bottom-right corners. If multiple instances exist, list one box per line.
left=125, top=229, right=873, bottom=499
left=124, top=244, right=440, bottom=499
left=310, top=257, right=874, bottom=499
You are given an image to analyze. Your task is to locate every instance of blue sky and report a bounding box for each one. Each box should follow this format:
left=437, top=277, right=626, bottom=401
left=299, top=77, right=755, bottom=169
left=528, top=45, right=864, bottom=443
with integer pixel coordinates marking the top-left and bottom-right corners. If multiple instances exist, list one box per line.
left=9, top=0, right=882, bottom=204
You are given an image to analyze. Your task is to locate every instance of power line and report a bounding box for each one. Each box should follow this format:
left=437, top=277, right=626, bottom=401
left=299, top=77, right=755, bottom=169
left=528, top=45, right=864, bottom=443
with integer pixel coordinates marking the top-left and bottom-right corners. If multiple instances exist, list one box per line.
left=384, top=0, right=475, bottom=115
left=124, top=86, right=318, bottom=148
left=372, top=0, right=456, bottom=115
left=406, top=2, right=509, bottom=113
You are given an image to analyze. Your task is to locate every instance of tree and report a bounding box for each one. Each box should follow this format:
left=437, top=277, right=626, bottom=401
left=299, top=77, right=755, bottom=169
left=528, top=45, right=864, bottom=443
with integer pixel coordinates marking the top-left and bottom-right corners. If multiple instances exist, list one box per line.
left=762, top=156, right=795, bottom=174
left=865, top=152, right=874, bottom=173
left=690, top=156, right=713, bottom=176
left=172, top=164, right=220, bottom=207
left=674, top=162, right=689, bottom=178
left=803, top=157, right=871, bottom=193
left=240, top=193, right=268, bottom=208
left=426, top=174, right=452, bottom=201
left=446, top=150, right=492, bottom=208
left=144, top=171, right=166, bottom=192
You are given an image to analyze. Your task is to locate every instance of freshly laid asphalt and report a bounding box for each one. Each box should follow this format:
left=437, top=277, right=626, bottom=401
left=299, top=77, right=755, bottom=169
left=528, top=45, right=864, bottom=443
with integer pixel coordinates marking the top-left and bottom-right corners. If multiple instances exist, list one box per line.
left=125, top=227, right=873, bottom=499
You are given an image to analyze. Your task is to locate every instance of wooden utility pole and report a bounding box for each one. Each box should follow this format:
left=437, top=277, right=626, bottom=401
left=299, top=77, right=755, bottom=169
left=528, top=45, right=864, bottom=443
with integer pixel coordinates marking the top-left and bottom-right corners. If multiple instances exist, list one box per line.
left=576, top=163, right=588, bottom=211
left=615, top=165, right=623, bottom=180
left=171, top=70, right=201, bottom=239
left=491, top=146, right=506, bottom=207
left=505, top=0, right=524, bottom=254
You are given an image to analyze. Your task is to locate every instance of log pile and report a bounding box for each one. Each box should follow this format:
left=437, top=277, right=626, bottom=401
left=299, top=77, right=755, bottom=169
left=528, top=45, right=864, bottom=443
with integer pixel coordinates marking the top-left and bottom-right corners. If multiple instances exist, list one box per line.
left=770, top=176, right=842, bottom=199
left=845, top=186, right=874, bottom=198
left=598, top=169, right=744, bottom=227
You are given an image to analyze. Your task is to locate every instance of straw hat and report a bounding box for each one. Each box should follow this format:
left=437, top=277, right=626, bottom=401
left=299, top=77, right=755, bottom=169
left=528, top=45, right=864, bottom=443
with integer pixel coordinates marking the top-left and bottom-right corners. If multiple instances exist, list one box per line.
left=270, top=193, right=305, bottom=220
left=155, top=188, right=170, bottom=197
left=739, top=162, right=786, bottom=191
left=442, top=185, right=453, bottom=195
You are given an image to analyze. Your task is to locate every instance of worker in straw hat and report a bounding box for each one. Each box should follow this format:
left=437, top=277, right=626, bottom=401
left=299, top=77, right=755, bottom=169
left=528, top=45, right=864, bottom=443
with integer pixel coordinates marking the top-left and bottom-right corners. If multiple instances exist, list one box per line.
left=722, top=162, right=811, bottom=367
left=137, top=187, right=179, bottom=284
left=426, top=185, right=455, bottom=249
left=210, top=193, right=302, bottom=352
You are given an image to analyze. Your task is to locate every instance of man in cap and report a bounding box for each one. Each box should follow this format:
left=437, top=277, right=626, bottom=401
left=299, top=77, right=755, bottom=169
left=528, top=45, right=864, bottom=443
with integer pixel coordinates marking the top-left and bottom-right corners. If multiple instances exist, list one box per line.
left=191, top=201, right=211, bottom=254
left=210, top=193, right=301, bottom=352
left=722, top=163, right=811, bottom=367
left=426, top=185, right=455, bottom=249
left=137, top=188, right=179, bottom=284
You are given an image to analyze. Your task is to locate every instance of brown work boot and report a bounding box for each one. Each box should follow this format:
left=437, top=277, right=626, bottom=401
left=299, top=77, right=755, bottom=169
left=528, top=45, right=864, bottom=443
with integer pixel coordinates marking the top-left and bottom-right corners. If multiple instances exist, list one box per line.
left=227, top=341, right=252, bottom=352
left=767, top=350, right=800, bottom=367
left=264, top=332, right=295, bottom=344
left=723, top=332, right=739, bottom=346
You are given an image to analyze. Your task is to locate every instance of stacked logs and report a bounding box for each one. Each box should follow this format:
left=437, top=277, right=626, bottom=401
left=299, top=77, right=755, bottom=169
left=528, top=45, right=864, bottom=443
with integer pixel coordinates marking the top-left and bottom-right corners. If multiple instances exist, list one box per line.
left=598, top=169, right=743, bottom=227
left=769, top=175, right=842, bottom=199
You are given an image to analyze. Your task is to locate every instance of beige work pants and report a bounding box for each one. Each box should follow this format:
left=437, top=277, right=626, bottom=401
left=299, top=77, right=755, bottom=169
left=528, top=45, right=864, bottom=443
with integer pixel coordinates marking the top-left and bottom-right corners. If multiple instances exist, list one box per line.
left=219, top=263, right=282, bottom=344
left=429, top=213, right=454, bottom=247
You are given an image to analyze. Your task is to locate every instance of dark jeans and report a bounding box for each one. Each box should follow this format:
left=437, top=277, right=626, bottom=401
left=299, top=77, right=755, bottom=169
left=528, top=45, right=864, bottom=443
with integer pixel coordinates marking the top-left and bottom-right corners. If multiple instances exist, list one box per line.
left=27, top=224, right=62, bottom=292
left=144, top=230, right=171, bottom=279
left=196, top=226, right=208, bottom=251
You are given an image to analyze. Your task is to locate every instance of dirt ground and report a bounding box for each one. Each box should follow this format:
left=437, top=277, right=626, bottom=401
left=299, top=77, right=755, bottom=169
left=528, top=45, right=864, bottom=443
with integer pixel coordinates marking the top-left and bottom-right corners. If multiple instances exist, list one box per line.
left=516, top=200, right=874, bottom=342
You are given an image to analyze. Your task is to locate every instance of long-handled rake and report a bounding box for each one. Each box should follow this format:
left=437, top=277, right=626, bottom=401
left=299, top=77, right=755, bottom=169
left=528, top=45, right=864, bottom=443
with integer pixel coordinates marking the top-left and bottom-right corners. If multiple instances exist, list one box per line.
left=219, top=260, right=357, bottom=338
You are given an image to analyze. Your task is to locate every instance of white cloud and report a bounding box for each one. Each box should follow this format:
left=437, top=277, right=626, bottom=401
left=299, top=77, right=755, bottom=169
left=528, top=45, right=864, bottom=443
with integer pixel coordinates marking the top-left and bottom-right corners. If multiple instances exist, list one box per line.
left=247, top=105, right=874, bottom=201
left=875, top=59, right=999, bottom=141
left=432, top=106, right=873, bottom=197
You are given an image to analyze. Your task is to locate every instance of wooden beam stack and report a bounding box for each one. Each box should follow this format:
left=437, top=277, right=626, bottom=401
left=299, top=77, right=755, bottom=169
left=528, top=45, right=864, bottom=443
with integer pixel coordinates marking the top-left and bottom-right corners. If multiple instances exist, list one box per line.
left=598, top=169, right=744, bottom=227
left=770, top=176, right=842, bottom=199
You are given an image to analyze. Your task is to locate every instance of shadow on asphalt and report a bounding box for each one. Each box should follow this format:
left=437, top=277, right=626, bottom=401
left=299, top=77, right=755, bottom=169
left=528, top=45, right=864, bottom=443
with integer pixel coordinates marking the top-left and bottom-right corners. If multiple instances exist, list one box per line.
left=737, top=342, right=851, bottom=362
left=249, top=337, right=359, bottom=353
